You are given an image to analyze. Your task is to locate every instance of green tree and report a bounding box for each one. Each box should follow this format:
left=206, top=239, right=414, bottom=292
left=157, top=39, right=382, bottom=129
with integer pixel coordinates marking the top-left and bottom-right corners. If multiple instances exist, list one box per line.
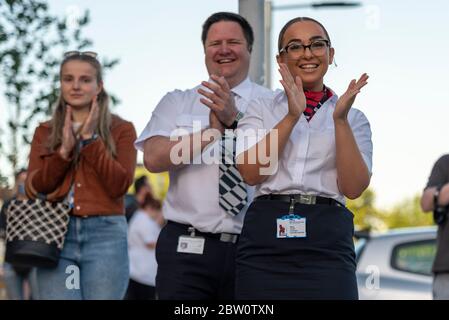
left=0, top=0, right=118, bottom=182
left=384, top=194, right=434, bottom=229
left=348, top=189, right=434, bottom=231
left=347, top=188, right=388, bottom=231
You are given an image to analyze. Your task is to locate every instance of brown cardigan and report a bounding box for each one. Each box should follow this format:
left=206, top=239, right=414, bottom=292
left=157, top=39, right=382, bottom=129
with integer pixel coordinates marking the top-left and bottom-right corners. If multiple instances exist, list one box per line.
left=26, top=115, right=137, bottom=216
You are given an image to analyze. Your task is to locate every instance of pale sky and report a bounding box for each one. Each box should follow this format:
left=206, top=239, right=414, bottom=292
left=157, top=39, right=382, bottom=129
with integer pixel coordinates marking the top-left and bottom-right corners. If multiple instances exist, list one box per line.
left=1, top=0, right=449, bottom=209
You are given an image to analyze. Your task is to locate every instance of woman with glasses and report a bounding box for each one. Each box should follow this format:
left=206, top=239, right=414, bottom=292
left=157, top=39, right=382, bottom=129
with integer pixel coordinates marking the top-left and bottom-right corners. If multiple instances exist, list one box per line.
left=25, top=51, right=137, bottom=299
left=235, top=17, right=373, bottom=299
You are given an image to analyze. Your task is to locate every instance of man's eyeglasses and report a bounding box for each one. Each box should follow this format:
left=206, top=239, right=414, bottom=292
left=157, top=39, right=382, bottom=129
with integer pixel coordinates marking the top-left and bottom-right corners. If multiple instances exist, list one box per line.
left=63, top=51, right=98, bottom=59
left=279, top=39, right=330, bottom=57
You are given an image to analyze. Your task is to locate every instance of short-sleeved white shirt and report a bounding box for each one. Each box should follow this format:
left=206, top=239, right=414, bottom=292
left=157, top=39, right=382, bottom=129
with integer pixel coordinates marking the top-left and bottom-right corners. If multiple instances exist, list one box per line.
left=135, top=78, right=273, bottom=234
left=235, top=89, right=373, bottom=204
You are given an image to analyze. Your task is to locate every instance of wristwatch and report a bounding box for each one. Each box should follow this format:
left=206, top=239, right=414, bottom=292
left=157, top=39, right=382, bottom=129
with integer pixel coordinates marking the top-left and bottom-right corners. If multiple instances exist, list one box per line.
left=80, top=133, right=98, bottom=147
left=433, top=185, right=448, bottom=225
left=434, top=185, right=442, bottom=208
left=228, top=111, right=245, bottom=130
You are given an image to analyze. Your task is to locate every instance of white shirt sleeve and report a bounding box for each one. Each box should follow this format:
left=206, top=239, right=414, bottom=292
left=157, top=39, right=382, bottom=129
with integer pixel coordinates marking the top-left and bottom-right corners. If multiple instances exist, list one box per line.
left=235, top=98, right=268, bottom=158
left=134, top=90, right=181, bottom=151
left=350, top=109, right=373, bottom=174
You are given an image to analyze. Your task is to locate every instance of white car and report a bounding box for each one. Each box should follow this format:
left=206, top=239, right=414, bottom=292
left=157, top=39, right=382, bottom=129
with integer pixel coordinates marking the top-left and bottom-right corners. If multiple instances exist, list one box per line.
left=355, top=227, right=437, bottom=300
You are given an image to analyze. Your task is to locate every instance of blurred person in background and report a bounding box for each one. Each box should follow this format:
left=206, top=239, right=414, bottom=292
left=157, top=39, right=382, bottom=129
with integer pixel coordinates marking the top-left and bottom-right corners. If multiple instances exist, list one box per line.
left=125, top=175, right=153, bottom=222
left=126, top=193, right=164, bottom=300
left=421, top=154, right=449, bottom=300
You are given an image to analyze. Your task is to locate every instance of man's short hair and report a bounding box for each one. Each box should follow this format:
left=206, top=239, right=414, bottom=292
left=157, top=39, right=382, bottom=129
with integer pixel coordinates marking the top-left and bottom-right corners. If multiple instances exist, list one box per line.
left=201, top=12, right=254, bottom=52
left=134, top=175, right=148, bottom=194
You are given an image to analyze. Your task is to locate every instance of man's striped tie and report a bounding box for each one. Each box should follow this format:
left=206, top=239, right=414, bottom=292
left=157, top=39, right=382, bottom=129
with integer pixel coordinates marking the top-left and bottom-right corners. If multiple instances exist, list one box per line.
left=218, top=92, right=248, bottom=216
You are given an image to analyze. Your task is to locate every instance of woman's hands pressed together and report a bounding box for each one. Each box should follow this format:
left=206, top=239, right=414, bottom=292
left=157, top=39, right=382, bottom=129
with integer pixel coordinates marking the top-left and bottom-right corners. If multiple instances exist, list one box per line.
left=59, top=105, right=76, bottom=160
left=59, top=96, right=100, bottom=160
left=80, top=96, right=100, bottom=140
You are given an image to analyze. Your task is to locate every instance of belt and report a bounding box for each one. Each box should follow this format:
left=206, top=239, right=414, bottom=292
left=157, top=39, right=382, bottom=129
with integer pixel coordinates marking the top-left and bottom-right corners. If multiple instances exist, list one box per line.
left=70, top=215, right=99, bottom=219
left=167, top=221, right=239, bottom=244
left=69, top=214, right=114, bottom=219
left=255, top=194, right=344, bottom=207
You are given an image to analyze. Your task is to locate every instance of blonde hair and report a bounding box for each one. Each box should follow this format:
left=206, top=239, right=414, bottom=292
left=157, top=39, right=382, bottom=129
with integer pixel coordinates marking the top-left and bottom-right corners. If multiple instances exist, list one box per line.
left=48, top=55, right=116, bottom=160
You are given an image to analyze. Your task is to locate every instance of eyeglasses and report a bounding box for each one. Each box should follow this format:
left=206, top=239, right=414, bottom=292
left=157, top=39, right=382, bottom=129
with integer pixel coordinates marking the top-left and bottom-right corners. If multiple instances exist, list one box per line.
left=63, top=51, right=98, bottom=59
left=279, top=39, right=330, bottom=57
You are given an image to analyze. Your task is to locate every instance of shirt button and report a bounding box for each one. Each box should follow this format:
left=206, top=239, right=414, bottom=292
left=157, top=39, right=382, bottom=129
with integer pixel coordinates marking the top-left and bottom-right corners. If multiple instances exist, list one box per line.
left=76, top=206, right=81, bottom=210
left=77, top=183, right=81, bottom=188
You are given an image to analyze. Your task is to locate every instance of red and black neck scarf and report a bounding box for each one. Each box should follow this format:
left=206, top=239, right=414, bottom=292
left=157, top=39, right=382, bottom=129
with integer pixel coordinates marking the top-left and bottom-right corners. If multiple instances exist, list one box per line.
left=303, top=86, right=333, bottom=121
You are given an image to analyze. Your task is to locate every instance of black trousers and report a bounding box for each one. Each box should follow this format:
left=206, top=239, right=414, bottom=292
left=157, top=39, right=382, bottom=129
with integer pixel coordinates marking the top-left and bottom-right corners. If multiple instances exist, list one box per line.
left=236, top=199, right=358, bottom=300
left=125, top=279, right=156, bottom=300
left=155, top=221, right=237, bottom=300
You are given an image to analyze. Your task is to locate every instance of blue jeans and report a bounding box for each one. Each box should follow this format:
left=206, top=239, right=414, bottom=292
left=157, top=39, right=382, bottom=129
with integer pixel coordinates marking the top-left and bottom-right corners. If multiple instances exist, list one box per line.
left=34, top=215, right=129, bottom=300
left=2, top=263, right=38, bottom=300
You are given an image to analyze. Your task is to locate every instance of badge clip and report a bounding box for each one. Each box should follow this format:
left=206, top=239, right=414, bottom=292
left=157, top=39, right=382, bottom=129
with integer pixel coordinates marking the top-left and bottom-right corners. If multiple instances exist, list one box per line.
left=188, top=227, right=196, bottom=237
left=288, top=196, right=296, bottom=215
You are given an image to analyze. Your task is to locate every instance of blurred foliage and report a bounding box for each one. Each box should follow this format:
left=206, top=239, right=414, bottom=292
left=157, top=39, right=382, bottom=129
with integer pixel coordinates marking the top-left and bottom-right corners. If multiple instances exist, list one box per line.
left=383, top=194, right=433, bottom=229
left=348, top=189, right=434, bottom=231
left=0, top=175, right=8, bottom=189
left=0, top=0, right=119, bottom=182
left=347, top=188, right=385, bottom=230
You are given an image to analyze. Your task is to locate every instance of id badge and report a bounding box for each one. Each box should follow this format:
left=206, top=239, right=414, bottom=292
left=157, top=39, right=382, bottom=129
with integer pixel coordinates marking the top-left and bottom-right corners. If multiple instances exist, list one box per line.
left=177, top=235, right=205, bottom=255
left=276, top=214, right=306, bottom=238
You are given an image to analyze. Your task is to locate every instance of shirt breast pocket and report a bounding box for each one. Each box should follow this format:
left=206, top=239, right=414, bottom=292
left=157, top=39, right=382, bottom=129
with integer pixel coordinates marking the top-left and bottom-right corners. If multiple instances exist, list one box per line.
left=308, top=129, right=335, bottom=160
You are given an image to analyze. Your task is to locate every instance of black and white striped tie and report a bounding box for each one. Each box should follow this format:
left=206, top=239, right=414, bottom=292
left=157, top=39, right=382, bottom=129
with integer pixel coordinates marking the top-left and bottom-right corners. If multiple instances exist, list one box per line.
left=219, top=95, right=247, bottom=216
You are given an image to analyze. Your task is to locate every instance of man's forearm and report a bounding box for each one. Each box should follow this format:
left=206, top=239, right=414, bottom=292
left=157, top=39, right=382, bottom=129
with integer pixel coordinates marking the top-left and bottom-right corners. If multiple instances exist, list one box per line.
left=143, top=129, right=221, bottom=173
left=421, top=183, right=449, bottom=212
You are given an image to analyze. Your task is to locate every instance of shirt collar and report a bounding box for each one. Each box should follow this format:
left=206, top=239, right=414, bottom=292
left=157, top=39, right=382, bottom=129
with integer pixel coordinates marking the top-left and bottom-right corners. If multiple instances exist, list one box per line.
left=275, top=86, right=338, bottom=105
left=203, top=76, right=252, bottom=101
left=328, top=88, right=338, bottom=103
left=230, top=77, right=252, bottom=101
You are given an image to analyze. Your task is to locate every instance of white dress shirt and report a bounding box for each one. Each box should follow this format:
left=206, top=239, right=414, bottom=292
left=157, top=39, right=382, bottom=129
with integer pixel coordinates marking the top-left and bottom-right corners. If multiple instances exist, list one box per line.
left=135, top=77, right=273, bottom=234
left=235, top=89, right=373, bottom=205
